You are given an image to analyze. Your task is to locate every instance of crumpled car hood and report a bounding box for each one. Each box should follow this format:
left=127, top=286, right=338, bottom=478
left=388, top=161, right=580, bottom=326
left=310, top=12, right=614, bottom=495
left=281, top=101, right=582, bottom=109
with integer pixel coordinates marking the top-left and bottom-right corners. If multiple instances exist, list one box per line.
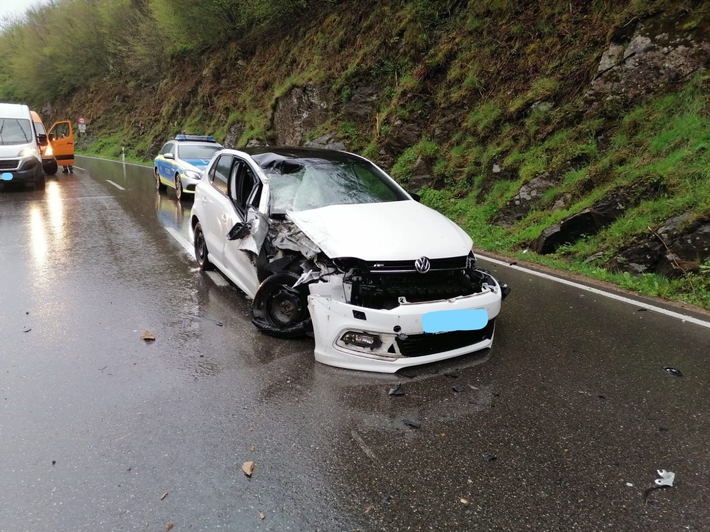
left=287, top=201, right=473, bottom=261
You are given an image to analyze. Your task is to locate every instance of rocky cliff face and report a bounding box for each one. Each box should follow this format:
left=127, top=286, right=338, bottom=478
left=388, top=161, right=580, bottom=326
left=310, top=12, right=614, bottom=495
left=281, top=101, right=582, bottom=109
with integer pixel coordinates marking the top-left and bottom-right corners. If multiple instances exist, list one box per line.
left=264, top=10, right=708, bottom=278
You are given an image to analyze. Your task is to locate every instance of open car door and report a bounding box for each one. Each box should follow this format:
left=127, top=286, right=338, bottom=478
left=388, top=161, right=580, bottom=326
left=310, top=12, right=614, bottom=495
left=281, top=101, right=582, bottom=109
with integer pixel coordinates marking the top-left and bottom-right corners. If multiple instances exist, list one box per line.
left=48, top=120, right=75, bottom=167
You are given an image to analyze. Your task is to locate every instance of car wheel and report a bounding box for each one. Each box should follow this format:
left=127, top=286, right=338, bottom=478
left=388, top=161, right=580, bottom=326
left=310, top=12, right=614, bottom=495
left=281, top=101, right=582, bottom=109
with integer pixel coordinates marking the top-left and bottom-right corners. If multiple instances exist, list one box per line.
left=252, top=272, right=311, bottom=339
left=194, top=222, right=213, bottom=271
left=43, top=159, right=58, bottom=175
left=175, top=174, right=183, bottom=201
left=155, top=168, right=166, bottom=192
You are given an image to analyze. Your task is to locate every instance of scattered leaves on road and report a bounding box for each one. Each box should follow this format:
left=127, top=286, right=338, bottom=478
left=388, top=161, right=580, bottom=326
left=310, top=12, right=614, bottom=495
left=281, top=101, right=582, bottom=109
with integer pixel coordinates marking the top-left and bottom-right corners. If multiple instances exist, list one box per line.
left=242, top=461, right=256, bottom=477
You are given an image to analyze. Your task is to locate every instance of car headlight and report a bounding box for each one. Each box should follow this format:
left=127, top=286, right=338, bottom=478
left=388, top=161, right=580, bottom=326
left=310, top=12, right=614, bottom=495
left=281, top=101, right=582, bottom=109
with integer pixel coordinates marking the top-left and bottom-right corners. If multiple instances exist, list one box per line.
left=44, top=144, right=53, bottom=156
left=18, top=146, right=40, bottom=158
left=183, top=169, right=202, bottom=180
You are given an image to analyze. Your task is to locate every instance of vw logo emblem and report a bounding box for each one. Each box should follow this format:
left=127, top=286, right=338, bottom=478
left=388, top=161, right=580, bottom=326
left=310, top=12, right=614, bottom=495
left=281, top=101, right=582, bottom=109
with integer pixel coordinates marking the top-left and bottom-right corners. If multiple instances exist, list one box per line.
left=415, top=256, right=431, bottom=274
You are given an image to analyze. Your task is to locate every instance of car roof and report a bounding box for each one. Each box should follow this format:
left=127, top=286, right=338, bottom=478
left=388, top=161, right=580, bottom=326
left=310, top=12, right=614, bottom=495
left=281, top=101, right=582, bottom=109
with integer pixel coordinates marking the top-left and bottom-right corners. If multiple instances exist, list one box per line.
left=0, top=103, right=31, bottom=119
left=241, top=147, right=368, bottom=170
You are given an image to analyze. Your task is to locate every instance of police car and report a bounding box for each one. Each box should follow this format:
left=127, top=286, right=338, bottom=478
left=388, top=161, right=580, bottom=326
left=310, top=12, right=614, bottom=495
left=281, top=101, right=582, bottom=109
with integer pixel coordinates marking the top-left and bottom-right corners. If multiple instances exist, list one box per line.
left=154, top=134, right=222, bottom=200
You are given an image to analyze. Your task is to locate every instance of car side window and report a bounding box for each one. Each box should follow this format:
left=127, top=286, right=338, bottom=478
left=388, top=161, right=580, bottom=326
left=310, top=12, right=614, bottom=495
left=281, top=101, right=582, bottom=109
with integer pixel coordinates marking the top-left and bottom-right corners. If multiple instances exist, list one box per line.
left=229, top=159, right=262, bottom=217
left=160, top=142, right=173, bottom=156
left=211, top=154, right=232, bottom=196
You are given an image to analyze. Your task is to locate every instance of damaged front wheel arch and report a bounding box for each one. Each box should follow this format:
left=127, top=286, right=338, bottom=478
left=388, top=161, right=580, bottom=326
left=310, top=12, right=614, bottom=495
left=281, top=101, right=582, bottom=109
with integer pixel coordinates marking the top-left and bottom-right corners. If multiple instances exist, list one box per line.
left=251, top=272, right=311, bottom=339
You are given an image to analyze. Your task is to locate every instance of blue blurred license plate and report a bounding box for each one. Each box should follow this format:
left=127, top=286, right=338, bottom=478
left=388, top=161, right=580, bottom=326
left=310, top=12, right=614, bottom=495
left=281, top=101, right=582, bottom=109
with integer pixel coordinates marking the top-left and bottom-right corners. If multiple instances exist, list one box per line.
left=1, top=172, right=13, bottom=181
left=422, top=309, right=488, bottom=333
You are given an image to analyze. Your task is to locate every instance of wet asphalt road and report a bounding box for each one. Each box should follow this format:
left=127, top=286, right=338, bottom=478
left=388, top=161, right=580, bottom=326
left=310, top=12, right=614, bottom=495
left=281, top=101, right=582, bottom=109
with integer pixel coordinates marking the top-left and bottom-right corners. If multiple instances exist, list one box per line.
left=1, top=157, right=708, bottom=531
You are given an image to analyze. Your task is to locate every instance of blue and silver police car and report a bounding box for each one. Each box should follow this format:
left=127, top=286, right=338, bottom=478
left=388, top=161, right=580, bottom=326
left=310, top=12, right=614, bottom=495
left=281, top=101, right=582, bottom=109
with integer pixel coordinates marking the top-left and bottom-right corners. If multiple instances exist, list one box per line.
left=154, top=134, right=222, bottom=201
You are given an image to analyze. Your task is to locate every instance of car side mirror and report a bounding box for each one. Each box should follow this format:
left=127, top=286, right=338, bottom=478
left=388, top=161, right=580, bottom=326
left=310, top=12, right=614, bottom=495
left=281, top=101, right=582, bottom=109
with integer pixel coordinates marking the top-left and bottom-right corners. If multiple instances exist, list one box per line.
left=164, top=153, right=175, bottom=160
left=37, top=133, right=48, bottom=147
left=409, top=192, right=421, bottom=202
left=227, top=221, right=250, bottom=241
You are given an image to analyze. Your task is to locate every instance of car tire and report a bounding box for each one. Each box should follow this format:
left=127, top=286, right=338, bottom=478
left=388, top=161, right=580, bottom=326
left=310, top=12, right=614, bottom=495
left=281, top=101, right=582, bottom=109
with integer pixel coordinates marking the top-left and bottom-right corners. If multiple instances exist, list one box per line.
left=194, top=222, right=213, bottom=271
left=43, top=159, right=58, bottom=175
left=251, top=272, right=311, bottom=339
left=155, top=168, right=166, bottom=192
left=175, top=174, right=183, bottom=201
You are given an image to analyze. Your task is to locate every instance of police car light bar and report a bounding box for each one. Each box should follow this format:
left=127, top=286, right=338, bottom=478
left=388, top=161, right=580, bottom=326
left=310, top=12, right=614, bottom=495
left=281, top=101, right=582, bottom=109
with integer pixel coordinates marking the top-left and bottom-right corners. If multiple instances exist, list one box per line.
left=175, top=134, right=217, bottom=142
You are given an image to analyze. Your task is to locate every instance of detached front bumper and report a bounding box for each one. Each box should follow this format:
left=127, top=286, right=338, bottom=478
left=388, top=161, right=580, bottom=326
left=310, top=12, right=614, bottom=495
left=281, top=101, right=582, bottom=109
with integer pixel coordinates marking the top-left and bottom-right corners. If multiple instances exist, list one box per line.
left=307, top=278, right=503, bottom=373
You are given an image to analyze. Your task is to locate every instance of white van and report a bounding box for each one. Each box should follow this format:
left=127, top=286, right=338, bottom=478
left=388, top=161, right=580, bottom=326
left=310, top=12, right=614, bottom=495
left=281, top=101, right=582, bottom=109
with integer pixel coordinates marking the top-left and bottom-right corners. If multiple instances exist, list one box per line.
left=0, top=103, right=45, bottom=190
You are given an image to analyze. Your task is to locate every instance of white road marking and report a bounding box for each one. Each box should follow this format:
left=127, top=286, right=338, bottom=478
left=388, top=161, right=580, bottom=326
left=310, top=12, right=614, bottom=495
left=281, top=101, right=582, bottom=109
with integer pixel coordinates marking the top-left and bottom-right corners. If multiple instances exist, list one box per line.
left=105, top=180, right=125, bottom=190
left=480, top=254, right=710, bottom=330
left=165, top=227, right=193, bottom=255
left=79, top=155, right=150, bottom=168
left=165, top=226, right=229, bottom=287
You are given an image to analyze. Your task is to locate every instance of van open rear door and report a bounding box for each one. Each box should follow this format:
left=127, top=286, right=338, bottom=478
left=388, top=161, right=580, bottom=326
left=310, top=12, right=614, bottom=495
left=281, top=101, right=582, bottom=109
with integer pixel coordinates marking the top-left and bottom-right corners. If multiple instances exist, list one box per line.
left=48, top=120, right=75, bottom=167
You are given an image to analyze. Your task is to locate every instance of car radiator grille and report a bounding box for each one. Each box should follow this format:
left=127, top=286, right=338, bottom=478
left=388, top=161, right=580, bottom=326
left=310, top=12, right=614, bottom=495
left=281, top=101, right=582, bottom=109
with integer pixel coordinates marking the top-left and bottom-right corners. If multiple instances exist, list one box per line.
left=0, top=159, right=19, bottom=170
left=396, top=320, right=495, bottom=357
left=352, top=269, right=478, bottom=309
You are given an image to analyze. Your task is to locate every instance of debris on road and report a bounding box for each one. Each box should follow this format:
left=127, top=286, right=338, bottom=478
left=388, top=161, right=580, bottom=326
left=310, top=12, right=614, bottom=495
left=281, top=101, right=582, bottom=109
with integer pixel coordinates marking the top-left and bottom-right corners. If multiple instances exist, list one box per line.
left=140, top=331, right=156, bottom=342
left=460, top=498, right=471, bottom=505
left=160, top=492, right=168, bottom=500
left=452, top=384, right=465, bottom=393
left=402, top=419, right=421, bottom=429
left=482, top=453, right=497, bottom=462
left=643, top=469, right=675, bottom=502
left=186, top=313, right=224, bottom=327
left=259, top=512, right=265, bottom=520
left=242, top=461, right=256, bottom=477
left=655, top=469, right=675, bottom=487
left=22, top=328, right=31, bottom=333
left=388, top=385, right=405, bottom=396
left=165, top=522, right=174, bottom=531
left=663, top=367, right=683, bottom=377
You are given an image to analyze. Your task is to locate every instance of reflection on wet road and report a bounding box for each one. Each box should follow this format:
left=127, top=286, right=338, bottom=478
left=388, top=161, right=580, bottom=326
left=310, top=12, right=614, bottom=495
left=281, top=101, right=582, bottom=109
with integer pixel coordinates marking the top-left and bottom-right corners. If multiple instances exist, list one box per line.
left=0, top=156, right=708, bottom=531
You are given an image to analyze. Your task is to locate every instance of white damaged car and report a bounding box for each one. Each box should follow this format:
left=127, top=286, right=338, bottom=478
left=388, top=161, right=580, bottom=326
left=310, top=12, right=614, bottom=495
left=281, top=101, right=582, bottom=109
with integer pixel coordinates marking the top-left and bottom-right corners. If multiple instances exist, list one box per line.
left=191, top=147, right=509, bottom=373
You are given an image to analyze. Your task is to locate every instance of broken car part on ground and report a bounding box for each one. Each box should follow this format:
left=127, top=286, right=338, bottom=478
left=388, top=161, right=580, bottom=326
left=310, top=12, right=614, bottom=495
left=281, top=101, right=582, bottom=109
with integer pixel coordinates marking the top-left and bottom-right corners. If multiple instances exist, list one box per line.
left=191, top=147, right=509, bottom=372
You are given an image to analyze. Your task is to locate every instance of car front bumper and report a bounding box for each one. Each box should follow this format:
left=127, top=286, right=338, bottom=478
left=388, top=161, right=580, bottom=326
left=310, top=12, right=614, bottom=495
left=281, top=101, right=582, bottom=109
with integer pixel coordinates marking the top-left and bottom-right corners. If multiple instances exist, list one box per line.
left=307, top=278, right=503, bottom=373
left=0, top=157, right=43, bottom=184
left=179, top=173, right=202, bottom=193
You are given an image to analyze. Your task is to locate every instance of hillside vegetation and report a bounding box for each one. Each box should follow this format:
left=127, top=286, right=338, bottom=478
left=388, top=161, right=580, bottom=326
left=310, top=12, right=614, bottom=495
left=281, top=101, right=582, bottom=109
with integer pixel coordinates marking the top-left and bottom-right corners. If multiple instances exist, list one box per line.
left=1, top=0, right=709, bottom=308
